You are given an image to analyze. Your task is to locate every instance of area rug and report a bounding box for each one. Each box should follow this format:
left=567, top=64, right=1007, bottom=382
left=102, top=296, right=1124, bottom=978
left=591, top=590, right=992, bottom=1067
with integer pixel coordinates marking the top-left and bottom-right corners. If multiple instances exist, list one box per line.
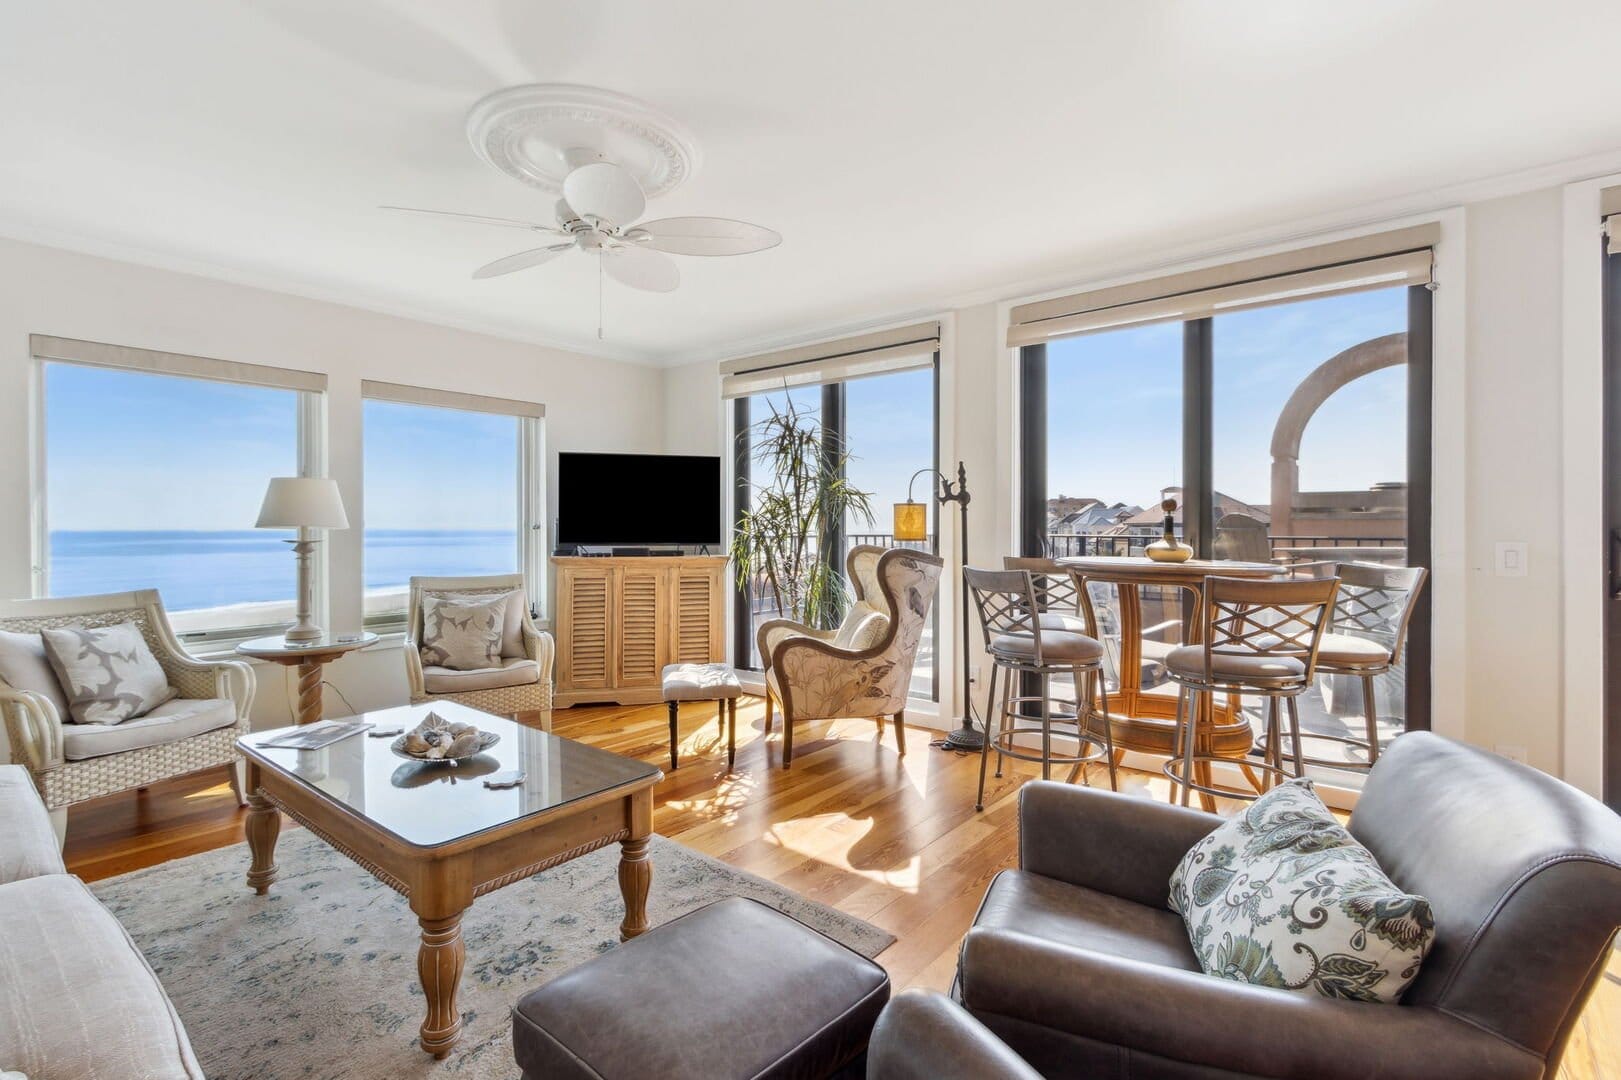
left=92, top=831, right=894, bottom=1080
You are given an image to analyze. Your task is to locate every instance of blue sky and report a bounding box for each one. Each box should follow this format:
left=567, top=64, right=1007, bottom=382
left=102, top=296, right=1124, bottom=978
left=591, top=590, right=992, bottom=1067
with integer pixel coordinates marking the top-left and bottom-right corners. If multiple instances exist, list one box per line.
left=45, top=365, right=518, bottom=532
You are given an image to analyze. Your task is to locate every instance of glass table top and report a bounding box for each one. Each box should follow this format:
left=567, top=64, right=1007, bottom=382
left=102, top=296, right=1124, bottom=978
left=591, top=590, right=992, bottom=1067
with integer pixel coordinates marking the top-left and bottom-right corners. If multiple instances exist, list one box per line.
left=237, top=702, right=661, bottom=849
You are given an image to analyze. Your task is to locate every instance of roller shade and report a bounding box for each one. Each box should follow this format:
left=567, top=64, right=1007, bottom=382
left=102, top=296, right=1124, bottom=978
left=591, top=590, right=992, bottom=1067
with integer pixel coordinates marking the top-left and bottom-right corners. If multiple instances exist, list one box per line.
left=362, top=379, right=544, bottom=419
left=720, top=321, right=939, bottom=398
left=30, top=334, right=326, bottom=393
left=1007, top=224, right=1439, bottom=347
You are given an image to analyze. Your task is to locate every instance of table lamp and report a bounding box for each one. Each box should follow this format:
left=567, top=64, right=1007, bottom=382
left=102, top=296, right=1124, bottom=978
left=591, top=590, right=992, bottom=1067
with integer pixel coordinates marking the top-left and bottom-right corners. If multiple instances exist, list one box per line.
left=256, top=477, right=349, bottom=643
left=894, top=463, right=982, bottom=750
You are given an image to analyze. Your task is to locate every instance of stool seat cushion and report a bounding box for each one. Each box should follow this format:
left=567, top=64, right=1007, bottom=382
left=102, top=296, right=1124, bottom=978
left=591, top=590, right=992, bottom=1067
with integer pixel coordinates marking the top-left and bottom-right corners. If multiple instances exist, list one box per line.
left=1166, top=646, right=1307, bottom=685
left=991, top=630, right=1104, bottom=663
left=512, top=896, right=889, bottom=1080
left=1315, top=632, right=1392, bottom=669
left=661, top=662, right=743, bottom=701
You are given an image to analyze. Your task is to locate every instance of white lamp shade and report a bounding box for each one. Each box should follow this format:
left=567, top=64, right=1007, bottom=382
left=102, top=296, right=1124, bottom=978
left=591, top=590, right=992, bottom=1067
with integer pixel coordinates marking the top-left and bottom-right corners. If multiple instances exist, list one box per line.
left=255, top=477, right=349, bottom=530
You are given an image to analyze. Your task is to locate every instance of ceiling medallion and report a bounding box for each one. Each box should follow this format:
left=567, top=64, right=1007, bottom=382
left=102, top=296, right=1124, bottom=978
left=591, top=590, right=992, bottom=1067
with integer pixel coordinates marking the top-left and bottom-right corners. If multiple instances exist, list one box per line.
left=466, top=84, right=701, bottom=199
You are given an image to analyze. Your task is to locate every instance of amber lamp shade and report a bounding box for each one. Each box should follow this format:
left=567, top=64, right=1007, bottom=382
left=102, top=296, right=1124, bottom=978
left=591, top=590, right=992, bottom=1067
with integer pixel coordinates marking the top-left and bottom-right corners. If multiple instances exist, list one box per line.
left=892, top=501, right=928, bottom=542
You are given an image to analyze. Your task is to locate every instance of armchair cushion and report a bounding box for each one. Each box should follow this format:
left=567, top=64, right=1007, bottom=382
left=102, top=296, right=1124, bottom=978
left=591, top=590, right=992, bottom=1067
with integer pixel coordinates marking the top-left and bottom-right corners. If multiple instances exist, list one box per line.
left=61, top=697, right=235, bottom=761
left=41, top=622, right=176, bottom=724
left=958, top=926, right=1540, bottom=1080
left=1169, top=778, right=1435, bottom=1004
left=0, top=765, right=65, bottom=884
left=976, top=869, right=1198, bottom=973
left=423, top=658, right=541, bottom=694
left=0, top=874, right=203, bottom=1080
left=0, top=629, right=69, bottom=720
left=420, top=594, right=507, bottom=671
left=832, top=602, right=889, bottom=651
left=435, top=587, right=526, bottom=658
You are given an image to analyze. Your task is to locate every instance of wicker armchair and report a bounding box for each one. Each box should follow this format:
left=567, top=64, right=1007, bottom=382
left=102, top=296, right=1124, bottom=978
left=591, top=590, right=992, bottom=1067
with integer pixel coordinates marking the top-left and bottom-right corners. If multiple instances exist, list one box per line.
left=0, top=590, right=254, bottom=843
left=757, top=546, right=944, bottom=768
left=404, top=574, right=554, bottom=729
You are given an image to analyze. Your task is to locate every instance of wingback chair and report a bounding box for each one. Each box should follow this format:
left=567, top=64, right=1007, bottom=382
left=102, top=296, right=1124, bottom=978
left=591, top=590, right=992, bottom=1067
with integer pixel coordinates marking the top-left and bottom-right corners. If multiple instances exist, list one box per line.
left=404, top=574, right=554, bottom=729
left=0, top=590, right=254, bottom=844
left=757, top=546, right=943, bottom=769
left=956, top=731, right=1621, bottom=1079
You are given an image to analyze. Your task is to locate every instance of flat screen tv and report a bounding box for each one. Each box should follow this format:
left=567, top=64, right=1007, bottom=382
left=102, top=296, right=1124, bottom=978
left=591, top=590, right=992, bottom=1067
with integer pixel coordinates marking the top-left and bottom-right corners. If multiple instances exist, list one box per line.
left=557, top=452, right=722, bottom=547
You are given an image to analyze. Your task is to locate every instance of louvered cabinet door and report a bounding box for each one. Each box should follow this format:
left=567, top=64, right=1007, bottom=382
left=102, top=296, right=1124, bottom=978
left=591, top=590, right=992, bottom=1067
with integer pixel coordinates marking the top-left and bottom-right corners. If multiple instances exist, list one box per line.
left=671, top=564, right=726, bottom=665
left=558, top=566, right=613, bottom=692
left=614, top=566, right=664, bottom=689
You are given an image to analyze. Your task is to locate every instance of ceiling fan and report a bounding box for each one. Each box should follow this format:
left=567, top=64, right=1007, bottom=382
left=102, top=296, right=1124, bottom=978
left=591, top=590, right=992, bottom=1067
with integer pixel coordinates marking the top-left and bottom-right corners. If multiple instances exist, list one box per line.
left=384, top=160, right=781, bottom=294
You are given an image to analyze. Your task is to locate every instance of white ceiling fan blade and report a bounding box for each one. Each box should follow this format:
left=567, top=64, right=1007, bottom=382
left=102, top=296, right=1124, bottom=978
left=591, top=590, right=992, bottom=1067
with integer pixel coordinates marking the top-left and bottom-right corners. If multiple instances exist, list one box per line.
left=383, top=205, right=565, bottom=235
left=561, top=162, right=645, bottom=227
left=630, top=217, right=782, bottom=256
left=471, top=243, right=573, bottom=279
left=602, top=245, right=679, bottom=293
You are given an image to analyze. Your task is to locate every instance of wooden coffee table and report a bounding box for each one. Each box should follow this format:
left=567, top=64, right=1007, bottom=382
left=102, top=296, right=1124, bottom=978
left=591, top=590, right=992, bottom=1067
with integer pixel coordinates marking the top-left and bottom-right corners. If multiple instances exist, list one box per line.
left=235, top=702, right=663, bottom=1058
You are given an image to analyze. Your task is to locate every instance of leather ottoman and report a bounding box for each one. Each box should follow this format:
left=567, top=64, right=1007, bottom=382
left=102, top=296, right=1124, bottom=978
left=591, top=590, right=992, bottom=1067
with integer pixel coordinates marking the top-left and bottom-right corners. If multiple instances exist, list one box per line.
left=512, top=896, right=890, bottom=1079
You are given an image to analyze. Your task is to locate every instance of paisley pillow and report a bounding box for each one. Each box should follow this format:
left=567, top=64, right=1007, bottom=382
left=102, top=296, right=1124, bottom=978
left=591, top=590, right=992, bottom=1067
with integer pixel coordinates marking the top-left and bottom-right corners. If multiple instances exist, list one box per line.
left=40, top=622, right=176, bottom=725
left=1168, top=777, right=1434, bottom=1004
left=420, top=594, right=507, bottom=671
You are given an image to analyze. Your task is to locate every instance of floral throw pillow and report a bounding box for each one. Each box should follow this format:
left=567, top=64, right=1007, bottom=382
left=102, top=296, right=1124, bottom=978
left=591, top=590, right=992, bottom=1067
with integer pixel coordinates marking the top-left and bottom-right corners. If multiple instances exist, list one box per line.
left=420, top=594, right=507, bottom=672
left=1168, top=777, right=1435, bottom=1004
left=40, top=621, right=176, bottom=725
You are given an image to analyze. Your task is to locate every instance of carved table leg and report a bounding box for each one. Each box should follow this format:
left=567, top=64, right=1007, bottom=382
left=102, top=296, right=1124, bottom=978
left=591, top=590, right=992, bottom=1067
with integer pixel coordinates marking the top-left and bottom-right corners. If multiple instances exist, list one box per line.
left=244, top=789, right=281, bottom=895
left=417, top=912, right=466, bottom=1059
left=295, top=659, right=324, bottom=725
left=618, top=835, right=652, bottom=940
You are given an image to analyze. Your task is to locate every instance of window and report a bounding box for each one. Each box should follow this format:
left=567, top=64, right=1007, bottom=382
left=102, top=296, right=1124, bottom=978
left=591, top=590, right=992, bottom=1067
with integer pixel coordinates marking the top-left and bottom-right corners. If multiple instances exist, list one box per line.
left=35, top=337, right=321, bottom=641
left=1016, top=233, right=1433, bottom=774
left=361, top=382, right=544, bottom=632
left=726, top=324, right=940, bottom=702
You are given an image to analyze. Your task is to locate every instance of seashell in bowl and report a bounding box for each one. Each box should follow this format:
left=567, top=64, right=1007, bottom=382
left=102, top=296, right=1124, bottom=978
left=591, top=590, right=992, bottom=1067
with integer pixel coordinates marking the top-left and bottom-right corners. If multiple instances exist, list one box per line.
left=391, top=717, right=500, bottom=765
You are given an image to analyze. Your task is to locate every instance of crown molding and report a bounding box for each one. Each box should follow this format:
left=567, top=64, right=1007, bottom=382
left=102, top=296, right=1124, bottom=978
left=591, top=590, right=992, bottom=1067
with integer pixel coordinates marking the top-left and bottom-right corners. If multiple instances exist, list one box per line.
left=0, top=216, right=666, bottom=367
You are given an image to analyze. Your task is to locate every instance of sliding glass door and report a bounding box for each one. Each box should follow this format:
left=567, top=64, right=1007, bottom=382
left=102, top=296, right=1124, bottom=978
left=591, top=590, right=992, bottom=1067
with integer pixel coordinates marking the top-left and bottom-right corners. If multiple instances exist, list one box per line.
left=1021, top=283, right=1432, bottom=769
left=731, top=360, right=939, bottom=701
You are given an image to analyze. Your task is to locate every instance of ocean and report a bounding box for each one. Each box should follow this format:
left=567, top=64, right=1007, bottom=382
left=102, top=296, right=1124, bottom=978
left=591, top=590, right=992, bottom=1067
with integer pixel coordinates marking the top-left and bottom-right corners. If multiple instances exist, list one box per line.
left=48, top=530, right=519, bottom=612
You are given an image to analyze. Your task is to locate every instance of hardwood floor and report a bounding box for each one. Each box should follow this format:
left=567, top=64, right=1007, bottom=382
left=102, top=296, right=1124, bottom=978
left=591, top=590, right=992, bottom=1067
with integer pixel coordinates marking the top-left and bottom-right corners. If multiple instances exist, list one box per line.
left=63, top=698, right=1618, bottom=1078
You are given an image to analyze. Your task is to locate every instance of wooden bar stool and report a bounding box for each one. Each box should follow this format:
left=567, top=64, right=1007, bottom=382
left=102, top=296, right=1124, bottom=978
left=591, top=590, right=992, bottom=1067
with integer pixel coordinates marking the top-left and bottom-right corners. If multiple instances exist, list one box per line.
left=1164, top=575, right=1338, bottom=805
left=966, top=567, right=1117, bottom=813
left=1279, top=563, right=1427, bottom=770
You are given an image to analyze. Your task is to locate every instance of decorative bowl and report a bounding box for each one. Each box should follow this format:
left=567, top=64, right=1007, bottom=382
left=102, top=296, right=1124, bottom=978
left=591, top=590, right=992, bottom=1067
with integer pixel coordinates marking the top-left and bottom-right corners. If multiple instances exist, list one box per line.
left=389, top=713, right=500, bottom=765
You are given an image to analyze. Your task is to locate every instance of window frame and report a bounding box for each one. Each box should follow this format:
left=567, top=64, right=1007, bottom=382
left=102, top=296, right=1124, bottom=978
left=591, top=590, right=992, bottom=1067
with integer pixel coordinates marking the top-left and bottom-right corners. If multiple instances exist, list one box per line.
left=29, top=352, right=323, bottom=649
left=358, top=384, right=547, bottom=636
left=730, top=355, right=942, bottom=704
left=1018, top=285, right=1433, bottom=734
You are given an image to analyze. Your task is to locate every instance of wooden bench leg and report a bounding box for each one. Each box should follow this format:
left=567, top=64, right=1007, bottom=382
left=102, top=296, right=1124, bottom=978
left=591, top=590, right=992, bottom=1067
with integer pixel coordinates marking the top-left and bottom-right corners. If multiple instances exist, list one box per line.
left=667, top=701, right=679, bottom=772
left=727, top=698, right=737, bottom=771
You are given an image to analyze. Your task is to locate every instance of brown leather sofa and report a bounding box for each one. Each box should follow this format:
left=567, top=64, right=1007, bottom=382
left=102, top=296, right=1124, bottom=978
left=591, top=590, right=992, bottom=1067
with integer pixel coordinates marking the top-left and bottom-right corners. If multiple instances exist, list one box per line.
left=956, top=732, right=1621, bottom=1079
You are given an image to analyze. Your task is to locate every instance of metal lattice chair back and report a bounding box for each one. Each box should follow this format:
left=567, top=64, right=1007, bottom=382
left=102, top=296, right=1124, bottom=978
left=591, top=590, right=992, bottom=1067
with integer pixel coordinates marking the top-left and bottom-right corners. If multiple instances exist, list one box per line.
left=1002, top=557, right=1081, bottom=617
left=1201, top=575, right=1340, bottom=680
left=1331, top=562, right=1427, bottom=663
left=963, top=567, right=1041, bottom=652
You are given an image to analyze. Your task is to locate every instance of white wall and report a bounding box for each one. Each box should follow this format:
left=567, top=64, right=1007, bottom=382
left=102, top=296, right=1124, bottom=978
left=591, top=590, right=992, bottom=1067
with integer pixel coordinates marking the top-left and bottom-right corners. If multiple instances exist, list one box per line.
left=0, top=236, right=665, bottom=739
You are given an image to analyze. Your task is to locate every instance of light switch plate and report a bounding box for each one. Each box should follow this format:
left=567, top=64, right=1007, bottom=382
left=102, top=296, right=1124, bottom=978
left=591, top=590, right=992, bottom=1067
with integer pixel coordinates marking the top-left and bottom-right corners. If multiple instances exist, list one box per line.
left=1494, top=542, right=1528, bottom=577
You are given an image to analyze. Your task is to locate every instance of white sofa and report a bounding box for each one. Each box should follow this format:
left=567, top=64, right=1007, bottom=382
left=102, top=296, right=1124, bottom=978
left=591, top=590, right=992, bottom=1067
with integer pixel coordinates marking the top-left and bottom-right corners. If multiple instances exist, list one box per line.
left=0, top=765, right=202, bottom=1078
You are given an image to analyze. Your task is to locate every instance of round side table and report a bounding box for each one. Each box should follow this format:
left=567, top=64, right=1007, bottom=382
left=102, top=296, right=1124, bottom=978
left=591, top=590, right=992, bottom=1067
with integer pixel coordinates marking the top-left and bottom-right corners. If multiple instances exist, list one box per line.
left=236, top=632, right=378, bottom=725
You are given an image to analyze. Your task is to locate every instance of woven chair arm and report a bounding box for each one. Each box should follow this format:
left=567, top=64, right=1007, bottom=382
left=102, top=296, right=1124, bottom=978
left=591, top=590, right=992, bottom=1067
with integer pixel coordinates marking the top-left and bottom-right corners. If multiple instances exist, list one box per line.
left=0, top=688, right=65, bottom=772
left=522, top=623, right=556, bottom=681
left=211, top=658, right=256, bottom=727
left=403, top=637, right=427, bottom=697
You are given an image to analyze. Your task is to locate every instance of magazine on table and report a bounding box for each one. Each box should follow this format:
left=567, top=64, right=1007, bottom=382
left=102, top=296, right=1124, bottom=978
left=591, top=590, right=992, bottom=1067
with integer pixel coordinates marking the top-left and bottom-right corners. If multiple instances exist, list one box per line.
left=257, top=719, right=373, bottom=751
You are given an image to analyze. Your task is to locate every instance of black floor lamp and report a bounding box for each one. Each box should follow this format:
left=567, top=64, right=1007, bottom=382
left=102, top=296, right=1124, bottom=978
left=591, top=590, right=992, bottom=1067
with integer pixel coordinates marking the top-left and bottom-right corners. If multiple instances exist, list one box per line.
left=894, top=462, right=983, bottom=751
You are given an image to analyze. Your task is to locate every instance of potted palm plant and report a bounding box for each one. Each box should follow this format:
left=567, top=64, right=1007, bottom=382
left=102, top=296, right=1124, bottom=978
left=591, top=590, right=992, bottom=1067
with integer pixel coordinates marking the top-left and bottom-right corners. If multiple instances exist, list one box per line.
left=732, top=395, right=874, bottom=630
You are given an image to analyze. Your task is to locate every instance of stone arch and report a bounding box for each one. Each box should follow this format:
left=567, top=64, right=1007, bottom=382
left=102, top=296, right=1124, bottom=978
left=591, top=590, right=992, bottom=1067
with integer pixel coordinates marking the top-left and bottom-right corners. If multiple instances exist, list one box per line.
left=1268, top=332, right=1406, bottom=537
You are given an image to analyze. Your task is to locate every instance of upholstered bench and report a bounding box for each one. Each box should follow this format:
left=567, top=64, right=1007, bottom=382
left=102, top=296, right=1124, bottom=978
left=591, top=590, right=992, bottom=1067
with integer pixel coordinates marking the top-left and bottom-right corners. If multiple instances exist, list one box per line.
left=661, top=662, right=742, bottom=771
left=512, top=896, right=890, bottom=1080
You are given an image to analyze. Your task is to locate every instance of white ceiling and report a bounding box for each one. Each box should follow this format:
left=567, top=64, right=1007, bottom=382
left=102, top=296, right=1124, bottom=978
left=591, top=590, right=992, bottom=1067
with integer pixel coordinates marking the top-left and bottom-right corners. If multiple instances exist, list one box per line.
left=5, top=1, right=1621, bottom=365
